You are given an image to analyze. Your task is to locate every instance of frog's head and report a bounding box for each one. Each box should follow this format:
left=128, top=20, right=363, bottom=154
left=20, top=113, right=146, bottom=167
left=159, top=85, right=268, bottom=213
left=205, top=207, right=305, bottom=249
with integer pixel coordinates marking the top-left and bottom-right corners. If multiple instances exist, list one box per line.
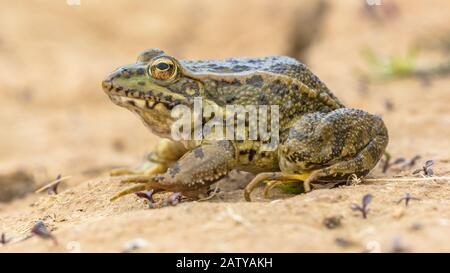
left=102, top=49, right=205, bottom=137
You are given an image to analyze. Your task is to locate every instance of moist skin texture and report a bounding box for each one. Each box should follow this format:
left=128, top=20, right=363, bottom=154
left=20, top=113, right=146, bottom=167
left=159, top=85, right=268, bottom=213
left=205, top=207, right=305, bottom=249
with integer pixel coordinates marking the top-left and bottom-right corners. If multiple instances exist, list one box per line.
left=102, top=48, right=388, bottom=201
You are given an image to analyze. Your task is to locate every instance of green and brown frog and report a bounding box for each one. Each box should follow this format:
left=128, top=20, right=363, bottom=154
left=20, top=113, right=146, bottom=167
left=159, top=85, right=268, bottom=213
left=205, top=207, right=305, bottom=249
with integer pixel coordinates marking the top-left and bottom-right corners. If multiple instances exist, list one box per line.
left=102, top=48, right=388, bottom=202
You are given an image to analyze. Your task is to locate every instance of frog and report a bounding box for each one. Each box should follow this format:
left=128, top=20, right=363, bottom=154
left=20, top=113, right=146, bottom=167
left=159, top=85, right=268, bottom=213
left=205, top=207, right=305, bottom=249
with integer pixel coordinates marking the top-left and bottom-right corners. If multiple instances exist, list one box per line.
left=102, top=48, right=388, bottom=202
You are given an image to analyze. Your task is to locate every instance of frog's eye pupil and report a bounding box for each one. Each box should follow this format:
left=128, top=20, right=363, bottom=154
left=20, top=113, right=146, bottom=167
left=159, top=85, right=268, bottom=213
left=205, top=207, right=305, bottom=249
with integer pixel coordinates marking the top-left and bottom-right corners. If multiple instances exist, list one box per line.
left=156, top=62, right=170, bottom=71
left=149, top=58, right=178, bottom=81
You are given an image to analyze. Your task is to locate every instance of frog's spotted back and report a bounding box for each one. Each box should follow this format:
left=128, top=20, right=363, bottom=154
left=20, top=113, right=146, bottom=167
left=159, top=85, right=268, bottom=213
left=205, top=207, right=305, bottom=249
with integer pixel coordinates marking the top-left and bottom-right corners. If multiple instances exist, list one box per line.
left=180, top=55, right=343, bottom=108
left=180, top=56, right=297, bottom=74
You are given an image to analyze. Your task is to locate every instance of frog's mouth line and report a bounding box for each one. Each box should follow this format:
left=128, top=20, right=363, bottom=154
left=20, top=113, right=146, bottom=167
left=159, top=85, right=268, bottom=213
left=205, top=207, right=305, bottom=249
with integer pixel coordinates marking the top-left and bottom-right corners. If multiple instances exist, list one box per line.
left=109, top=95, right=162, bottom=111
left=103, top=80, right=185, bottom=111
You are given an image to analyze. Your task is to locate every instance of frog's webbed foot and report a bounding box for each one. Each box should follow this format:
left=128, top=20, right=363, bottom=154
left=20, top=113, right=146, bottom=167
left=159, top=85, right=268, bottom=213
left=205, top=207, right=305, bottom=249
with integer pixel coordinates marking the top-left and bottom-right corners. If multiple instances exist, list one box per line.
left=244, top=172, right=312, bottom=201
left=110, top=139, right=187, bottom=177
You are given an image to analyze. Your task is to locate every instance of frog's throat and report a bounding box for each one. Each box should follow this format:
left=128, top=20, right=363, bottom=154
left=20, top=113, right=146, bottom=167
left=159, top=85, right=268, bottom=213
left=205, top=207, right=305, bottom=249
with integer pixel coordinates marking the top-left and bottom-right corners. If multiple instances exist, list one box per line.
left=108, top=95, right=175, bottom=138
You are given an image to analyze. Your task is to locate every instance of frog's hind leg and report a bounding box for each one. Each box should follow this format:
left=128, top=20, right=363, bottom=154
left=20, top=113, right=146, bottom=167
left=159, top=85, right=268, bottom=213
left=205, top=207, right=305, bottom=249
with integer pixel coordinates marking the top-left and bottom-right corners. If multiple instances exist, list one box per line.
left=110, top=139, right=187, bottom=177
left=275, top=109, right=387, bottom=197
left=304, top=133, right=388, bottom=187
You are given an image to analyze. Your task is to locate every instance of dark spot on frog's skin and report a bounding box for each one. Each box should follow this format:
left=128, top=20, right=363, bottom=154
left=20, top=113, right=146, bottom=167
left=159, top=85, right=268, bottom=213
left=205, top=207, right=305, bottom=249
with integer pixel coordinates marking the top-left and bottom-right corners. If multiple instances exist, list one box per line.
left=168, top=99, right=183, bottom=109
left=136, top=68, right=146, bottom=75
left=164, top=95, right=173, bottom=103
left=217, top=79, right=242, bottom=89
left=193, top=148, right=204, bottom=159
left=233, top=65, right=250, bottom=72
left=225, top=94, right=236, bottom=104
left=248, top=149, right=257, bottom=161
left=127, top=100, right=136, bottom=107
left=239, top=149, right=257, bottom=161
left=230, top=79, right=242, bottom=86
left=268, top=80, right=288, bottom=96
left=246, top=75, right=264, bottom=87
left=138, top=81, right=146, bottom=86
left=164, top=102, right=176, bottom=110
left=169, top=162, right=181, bottom=178
left=258, top=93, right=269, bottom=104
left=116, top=86, right=123, bottom=91
left=215, top=66, right=228, bottom=71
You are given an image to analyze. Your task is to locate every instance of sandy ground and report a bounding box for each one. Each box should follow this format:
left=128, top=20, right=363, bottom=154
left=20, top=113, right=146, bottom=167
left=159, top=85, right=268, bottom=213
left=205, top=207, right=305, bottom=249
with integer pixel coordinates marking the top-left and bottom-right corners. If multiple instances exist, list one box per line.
left=0, top=0, right=449, bottom=252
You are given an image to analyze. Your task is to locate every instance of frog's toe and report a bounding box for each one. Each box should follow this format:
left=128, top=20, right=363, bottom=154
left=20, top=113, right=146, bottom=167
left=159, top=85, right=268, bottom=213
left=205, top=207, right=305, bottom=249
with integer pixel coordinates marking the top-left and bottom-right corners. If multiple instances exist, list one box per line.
left=110, top=168, right=137, bottom=176
left=245, top=172, right=316, bottom=201
left=263, top=180, right=284, bottom=199
left=263, top=173, right=315, bottom=199
left=280, top=173, right=313, bottom=192
left=110, top=175, right=167, bottom=201
left=116, top=175, right=164, bottom=184
left=244, top=172, right=280, bottom=202
left=110, top=184, right=147, bottom=201
left=110, top=162, right=168, bottom=177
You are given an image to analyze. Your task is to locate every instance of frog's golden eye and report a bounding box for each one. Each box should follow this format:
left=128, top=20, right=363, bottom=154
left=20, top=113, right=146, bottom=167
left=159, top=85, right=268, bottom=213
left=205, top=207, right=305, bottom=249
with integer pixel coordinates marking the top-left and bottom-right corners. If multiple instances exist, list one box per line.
left=149, top=58, right=177, bottom=81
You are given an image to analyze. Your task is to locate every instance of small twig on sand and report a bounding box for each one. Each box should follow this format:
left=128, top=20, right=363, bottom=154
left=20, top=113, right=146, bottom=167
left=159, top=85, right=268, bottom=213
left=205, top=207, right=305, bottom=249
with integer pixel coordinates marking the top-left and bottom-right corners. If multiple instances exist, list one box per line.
left=35, top=175, right=72, bottom=194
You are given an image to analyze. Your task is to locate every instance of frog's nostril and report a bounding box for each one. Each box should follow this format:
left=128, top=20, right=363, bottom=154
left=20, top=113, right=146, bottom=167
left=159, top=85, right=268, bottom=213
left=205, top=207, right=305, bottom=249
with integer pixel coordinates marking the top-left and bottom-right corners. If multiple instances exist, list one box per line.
left=102, top=80, right=113, bottom=91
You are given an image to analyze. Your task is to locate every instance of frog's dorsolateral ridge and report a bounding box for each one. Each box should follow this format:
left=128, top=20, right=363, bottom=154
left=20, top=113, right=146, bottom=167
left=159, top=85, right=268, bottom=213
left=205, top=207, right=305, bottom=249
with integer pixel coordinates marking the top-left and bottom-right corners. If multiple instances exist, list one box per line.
left=102, top=48, right=388, bottom=202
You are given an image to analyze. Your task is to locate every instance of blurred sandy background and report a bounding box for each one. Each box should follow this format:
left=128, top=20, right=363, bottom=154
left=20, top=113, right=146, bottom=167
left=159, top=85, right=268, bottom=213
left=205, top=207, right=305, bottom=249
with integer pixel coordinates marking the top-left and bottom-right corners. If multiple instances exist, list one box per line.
left=0, top=0, right=449, bottom=252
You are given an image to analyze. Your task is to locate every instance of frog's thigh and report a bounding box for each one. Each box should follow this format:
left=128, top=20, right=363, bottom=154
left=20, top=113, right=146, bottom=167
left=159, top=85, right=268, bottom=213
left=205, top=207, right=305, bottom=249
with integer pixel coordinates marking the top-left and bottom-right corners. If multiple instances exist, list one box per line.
left=111, top=139, right=187, bottom=176
left=282, top=108, right=388, bottom=186
left=306, top=123, right=388, bottom=183
left=308, top=136, right=386, bottom=181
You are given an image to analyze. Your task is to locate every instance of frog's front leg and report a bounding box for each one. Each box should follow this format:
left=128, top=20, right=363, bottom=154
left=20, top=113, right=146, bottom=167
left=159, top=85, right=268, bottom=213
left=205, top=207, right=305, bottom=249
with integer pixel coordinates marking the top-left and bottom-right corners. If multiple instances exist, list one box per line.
left=245, top=108, right=389, bottom=201
left=110, top=139, right=187, bottom=177
left=111, top=140, right=237, bottom=201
